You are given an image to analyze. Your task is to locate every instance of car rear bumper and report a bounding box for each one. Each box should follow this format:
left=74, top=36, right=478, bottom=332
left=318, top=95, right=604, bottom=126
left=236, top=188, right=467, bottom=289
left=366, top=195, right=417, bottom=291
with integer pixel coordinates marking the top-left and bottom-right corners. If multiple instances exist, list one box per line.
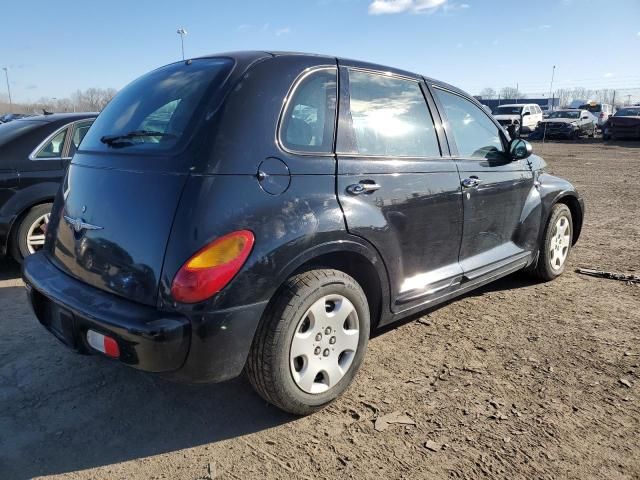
left=23, top=252, right=268, bottom=382
left=23, top=251, right=191, bottom=372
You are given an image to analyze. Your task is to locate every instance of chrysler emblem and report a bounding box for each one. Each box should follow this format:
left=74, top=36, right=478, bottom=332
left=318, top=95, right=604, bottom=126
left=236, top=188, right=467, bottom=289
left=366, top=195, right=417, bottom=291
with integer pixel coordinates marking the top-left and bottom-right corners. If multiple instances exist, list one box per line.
left=63, top=215, right=104, bottom=233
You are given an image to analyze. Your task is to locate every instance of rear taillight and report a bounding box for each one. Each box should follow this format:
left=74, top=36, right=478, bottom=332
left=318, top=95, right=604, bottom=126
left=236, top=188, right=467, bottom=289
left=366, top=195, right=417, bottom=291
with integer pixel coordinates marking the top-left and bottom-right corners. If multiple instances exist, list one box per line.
left=171, top=230, right=255, bottom=303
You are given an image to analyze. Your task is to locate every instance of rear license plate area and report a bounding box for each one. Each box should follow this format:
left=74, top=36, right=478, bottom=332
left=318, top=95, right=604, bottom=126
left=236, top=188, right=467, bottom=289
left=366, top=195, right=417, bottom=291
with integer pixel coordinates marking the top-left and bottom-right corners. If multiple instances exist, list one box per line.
left=44, top=302, right=77, bottom=348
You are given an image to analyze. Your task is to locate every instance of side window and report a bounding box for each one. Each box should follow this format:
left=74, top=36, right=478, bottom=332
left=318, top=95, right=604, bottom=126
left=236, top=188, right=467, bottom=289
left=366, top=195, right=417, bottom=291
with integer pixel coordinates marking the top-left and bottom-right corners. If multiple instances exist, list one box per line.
left=281, top=68, right=337, bottom=153
left=434, top=88, right=504, bottom=159
left=35, top=128, right=68, bottom=159
left=346, top=70, right=440, bottom=157
left=69, top=121, right=94, bottom=156
left=522, top=106, right=530, bottom=115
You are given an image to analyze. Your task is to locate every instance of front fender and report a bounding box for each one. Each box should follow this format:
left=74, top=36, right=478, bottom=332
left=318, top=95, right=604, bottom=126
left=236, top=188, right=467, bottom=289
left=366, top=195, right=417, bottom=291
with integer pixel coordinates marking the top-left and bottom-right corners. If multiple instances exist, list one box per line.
left=537, top=173, right=584, bottom=245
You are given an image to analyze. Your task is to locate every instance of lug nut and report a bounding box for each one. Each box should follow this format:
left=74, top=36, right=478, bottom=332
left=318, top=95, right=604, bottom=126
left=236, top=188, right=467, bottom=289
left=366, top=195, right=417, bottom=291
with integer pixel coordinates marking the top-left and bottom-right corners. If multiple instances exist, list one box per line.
left=329, top=336, right=336, bottom=345
left=325, top=327, right=332, bottom=335
left=314, top=347, right=321, bottom=355
left=315, top=333, right=322, bottom=341
left=323, top=349, right=330, bottom=357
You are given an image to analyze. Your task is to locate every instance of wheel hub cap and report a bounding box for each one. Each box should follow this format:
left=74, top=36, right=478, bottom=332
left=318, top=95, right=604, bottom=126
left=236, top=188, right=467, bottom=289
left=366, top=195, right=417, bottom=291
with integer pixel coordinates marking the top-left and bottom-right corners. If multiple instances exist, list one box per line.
left=290, top=295, right=360, bottom=394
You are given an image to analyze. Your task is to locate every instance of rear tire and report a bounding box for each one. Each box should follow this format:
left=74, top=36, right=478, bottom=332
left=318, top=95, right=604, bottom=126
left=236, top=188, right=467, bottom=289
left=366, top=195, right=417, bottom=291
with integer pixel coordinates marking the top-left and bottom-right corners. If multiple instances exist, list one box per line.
left=246, top=269, right=370, bottom=415
left=10, top=203, right=53, bottom=263
left=532, top=204, right=573, bottom=282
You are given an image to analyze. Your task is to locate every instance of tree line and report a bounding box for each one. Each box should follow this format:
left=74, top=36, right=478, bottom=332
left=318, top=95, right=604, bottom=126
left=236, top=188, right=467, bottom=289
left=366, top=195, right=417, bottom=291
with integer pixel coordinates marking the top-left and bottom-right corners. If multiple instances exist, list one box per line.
left=478, top=86, right=623, bottom=107
left=0, top=87, right=117, bottom=115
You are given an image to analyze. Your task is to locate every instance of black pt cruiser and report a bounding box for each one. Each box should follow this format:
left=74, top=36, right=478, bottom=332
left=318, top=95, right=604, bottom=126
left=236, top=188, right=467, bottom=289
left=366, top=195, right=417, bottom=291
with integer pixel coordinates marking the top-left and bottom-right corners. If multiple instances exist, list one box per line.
left=23, top=51, right=584, bottom=415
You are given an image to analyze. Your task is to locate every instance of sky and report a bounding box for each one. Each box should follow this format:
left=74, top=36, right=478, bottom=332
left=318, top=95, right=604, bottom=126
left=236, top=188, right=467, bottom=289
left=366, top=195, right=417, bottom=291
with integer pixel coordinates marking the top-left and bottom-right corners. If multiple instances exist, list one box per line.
left=2, top=0, right=639, bottom=102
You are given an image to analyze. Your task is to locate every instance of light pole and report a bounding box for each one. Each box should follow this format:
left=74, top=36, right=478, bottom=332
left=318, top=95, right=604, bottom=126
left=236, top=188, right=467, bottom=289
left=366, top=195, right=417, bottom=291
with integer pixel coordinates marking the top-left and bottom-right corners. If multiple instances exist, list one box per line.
left=2, top=67, right=12, bottom=108
left=176, top=27, right=187, bottom=60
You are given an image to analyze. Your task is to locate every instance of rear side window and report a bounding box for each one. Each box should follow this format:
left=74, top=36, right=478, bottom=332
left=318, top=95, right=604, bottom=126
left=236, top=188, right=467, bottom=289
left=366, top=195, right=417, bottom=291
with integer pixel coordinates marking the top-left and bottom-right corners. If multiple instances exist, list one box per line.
left=347, top=70, right=440, bottom=157
left=434, top=88, right=504, bottom=159
left=280, top=68, right=337, bottom=153
left=35, top=128, right=68, bottom=159
left=80, top=58, right=233, bottom=153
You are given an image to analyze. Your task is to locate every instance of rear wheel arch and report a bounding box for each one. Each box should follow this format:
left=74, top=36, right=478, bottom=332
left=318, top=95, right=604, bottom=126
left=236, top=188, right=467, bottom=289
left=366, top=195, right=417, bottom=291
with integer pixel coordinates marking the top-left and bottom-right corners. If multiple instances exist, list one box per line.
left=264, top=241, right=390, bottom=333
left=291, top=250, right=385, bottom=331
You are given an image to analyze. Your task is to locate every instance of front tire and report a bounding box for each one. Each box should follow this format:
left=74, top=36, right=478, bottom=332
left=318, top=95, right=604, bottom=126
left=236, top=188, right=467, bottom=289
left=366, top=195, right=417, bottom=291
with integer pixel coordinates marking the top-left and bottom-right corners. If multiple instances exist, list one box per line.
left=10, top=203, right=52, bottom=263
left=247, top=269, right=370, bottom=415
left=533, top=204, right=573, bottom=281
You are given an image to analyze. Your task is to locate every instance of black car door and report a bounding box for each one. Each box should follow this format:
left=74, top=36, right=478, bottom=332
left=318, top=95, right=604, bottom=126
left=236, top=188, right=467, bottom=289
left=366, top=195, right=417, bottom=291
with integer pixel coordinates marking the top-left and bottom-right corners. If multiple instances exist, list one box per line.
left=430, top=86, right=537, bottom=280
left=336, top=64, right=464, bottom=313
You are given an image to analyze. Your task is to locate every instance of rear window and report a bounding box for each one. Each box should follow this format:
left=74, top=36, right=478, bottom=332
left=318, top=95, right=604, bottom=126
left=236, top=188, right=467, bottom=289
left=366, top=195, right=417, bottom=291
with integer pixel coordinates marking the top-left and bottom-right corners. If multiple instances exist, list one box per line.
left=80, top=58, right=233, bottom=153
left=579, top=104, right=602, bottom=113
left=280, top=68, right=337, bottom=153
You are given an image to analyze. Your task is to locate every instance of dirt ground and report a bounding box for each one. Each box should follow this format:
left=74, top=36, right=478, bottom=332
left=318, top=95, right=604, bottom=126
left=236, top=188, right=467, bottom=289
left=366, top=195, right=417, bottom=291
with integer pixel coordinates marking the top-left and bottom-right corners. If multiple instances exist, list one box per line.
left=1, top=140, right=639, bottom=480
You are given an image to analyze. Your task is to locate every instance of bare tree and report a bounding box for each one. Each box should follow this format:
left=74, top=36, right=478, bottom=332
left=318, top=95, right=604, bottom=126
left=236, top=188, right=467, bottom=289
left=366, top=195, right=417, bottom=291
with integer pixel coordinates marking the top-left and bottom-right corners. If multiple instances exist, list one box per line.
left=479, top=87, right=497, bottom=99
left=500, top=86, right=523, bottom=100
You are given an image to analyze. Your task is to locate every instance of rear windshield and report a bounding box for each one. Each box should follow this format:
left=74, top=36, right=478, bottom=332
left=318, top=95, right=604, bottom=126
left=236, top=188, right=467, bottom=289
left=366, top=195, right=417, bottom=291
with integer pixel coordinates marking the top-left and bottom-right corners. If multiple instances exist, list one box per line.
left=494, top=106, right=522, bottom=115
left=0, top=119, right=45, bottom=147
left=548, top=111, right=580, bottom=119
left=80, top=58, right=234, bottom=153
left=615, top=108, right=640, bottom=117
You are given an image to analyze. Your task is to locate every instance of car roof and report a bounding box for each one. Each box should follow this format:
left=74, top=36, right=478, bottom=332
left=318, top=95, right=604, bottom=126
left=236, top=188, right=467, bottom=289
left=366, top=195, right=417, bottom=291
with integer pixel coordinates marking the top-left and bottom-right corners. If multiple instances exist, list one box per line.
left=195, top=50, right=465, bottom=94
left=17, top=112, right=98, bottom=124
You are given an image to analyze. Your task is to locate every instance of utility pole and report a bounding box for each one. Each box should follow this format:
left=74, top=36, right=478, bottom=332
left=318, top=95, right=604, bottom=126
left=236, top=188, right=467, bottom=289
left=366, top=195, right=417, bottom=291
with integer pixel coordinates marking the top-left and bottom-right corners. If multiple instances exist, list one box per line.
left=626, top=94, right=632, bottom=106
left=548, top=65, right=556, bottom=111
left=176, top=27, right=187, bottom=60
left=2, top=67, right=12, bottom=108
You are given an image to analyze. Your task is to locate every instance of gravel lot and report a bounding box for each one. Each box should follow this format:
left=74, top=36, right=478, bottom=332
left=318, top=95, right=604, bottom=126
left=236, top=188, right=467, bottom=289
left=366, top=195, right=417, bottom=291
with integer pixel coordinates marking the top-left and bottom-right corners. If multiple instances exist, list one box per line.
left=1, top=140, right=639, bottom=480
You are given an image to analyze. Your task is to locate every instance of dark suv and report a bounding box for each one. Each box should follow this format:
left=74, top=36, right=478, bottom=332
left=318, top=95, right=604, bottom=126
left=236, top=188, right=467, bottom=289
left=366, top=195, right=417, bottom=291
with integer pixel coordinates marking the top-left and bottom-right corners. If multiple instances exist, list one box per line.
left=23, top=52, right=584, bottom=415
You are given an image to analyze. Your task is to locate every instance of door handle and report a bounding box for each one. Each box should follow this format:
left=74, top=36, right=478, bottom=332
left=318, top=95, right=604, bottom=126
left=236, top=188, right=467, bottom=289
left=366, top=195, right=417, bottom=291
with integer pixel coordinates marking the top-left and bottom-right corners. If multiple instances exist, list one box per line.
left=346, top=182, right=381, bottom=195
left=461, top=177, right=481, bottom=188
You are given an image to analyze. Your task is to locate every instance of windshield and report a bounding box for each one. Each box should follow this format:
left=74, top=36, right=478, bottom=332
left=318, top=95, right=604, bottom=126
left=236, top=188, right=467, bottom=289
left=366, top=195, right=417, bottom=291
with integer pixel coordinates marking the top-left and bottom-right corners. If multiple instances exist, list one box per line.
left=614, top=108, right=640, bottom=117
left=547, top=111, right=580, bottom=119
left=80, top=58, right=234, bottom=153
left=579, top=104, right=602, bottom=113
left=494, top=106, right=523, bottom=115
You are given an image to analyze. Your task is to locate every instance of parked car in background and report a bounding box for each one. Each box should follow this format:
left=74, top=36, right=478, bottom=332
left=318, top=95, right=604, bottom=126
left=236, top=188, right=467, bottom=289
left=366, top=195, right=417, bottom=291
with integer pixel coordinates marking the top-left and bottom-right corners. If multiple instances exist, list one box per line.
left=603, top=106, right=640, bottom=140
left=0, top=112, right=97, bottom=262
left=532, top=109, right=597, bottom=139
left=493, top=103, right=543, bottom=136
left=0, top=113, right=33, bottom=124
left=578, top=102, right=614, bottom=130
left=23, top=51, right=583, bottom=416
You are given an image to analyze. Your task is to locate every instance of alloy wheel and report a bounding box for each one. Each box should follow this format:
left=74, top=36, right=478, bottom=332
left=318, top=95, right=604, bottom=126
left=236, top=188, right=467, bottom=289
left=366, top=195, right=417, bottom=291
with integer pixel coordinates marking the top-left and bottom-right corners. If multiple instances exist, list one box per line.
left=549, top=215, right=571, bottom=271
left=26, top=213, right=50, bottom=254
left=290, top=294, right=360, bottom=394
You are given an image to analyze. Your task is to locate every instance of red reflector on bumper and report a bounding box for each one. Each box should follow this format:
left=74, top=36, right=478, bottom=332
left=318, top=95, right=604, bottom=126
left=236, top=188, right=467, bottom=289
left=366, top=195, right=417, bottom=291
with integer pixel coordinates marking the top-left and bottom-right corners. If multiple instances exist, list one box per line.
left=87, top=330, right=120, bottom=358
